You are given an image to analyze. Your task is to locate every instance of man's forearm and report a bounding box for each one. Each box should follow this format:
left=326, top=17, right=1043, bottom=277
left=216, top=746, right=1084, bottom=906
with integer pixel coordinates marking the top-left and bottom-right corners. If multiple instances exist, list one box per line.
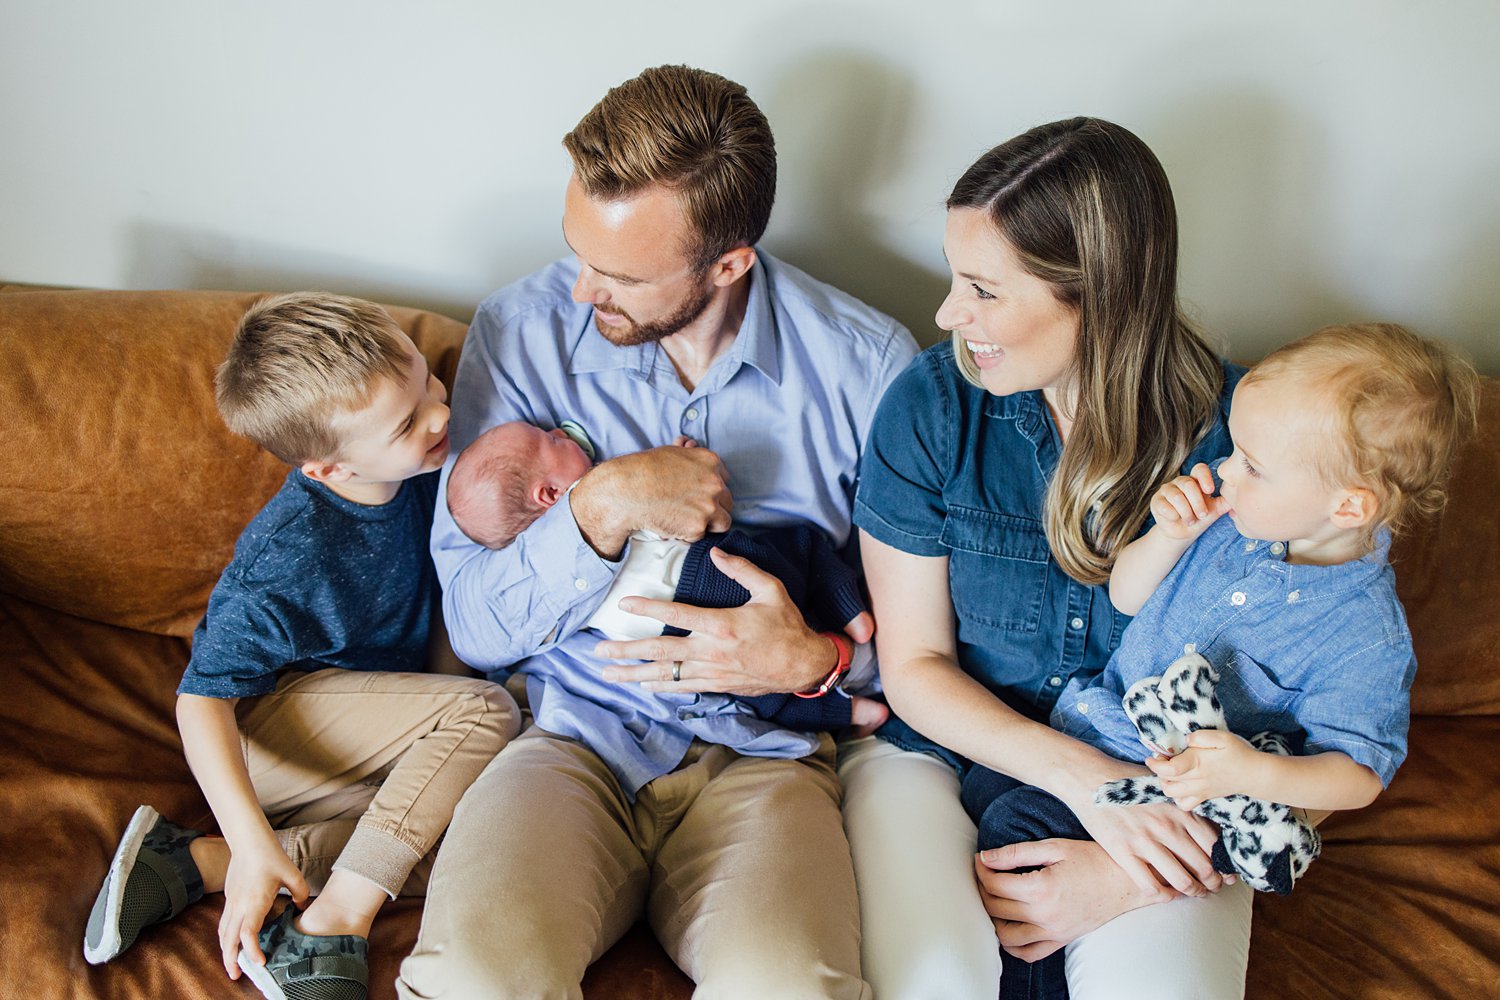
left=569, top=465, right=631, bottom=559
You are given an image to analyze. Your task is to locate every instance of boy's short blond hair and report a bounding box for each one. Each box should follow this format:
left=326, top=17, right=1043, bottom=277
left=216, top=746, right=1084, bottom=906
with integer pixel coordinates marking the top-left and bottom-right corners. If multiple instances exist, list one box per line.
left=1242, top=323, right=1480, bottom=539
left=216, top=293, right=411, bottom=464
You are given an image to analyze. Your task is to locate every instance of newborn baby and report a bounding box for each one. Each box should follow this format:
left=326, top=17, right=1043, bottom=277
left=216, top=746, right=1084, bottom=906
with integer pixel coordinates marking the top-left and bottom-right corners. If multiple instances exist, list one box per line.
left=446, top=421, right=888, bottom=735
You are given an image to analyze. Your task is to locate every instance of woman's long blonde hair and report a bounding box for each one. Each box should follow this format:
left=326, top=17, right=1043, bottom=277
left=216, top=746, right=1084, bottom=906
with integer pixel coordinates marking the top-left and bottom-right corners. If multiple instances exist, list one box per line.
left=949, top=118, right=1224, bottom=584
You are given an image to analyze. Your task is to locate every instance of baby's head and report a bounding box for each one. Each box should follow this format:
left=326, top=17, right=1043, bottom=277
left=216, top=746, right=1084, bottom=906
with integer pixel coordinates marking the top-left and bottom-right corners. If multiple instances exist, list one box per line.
left=447, top=422, right=594, bottom=549
left=1219, top=323, right=1478, bottom=556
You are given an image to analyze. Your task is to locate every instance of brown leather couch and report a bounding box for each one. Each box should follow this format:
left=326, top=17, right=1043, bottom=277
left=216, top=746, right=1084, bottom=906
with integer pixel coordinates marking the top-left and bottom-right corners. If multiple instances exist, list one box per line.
left=4, top=287, right=1497, bottom=999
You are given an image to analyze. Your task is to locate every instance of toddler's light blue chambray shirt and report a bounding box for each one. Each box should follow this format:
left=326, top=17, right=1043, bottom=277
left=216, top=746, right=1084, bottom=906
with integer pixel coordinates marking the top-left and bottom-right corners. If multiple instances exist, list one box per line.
left=431, top=252, right=917, bottom=796
left=1053, top=512, right=1414, bottom=786
left=854, top=342, right=1242, bottom=770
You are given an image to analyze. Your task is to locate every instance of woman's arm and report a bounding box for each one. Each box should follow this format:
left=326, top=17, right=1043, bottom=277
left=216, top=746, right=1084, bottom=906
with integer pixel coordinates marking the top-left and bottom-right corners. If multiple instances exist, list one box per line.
left=862, top=531, right=1225, bottom=902
left=866, top=532, right=1108, bottom=794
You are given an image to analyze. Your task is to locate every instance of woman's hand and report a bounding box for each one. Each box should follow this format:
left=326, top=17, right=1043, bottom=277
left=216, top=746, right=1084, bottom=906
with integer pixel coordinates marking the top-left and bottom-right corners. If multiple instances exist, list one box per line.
left=218, top=838, right=308, bottom=979
left=975, top=839, right=1172, bottom=960
left=1069, top=793, right=1228, bottom=897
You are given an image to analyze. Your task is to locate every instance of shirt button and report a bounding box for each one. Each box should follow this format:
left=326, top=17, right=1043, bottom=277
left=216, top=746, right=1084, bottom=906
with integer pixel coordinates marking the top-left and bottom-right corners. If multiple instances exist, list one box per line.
left=1049, top=676, right=1063, bottom=687
left=1270, top=542, right=1286, bottom=556
left=1287, top=590, right=1301, bottom=603
left=574, top=578, right=588, bottom=591
left=1078, top=701, right=1090, bottom=714
left=1243, top=539, right=1257, bottom=553
left=1231, top=591, right=1247, bottom=606
left=1070, top=616, right=1085, bottom=630
left=684, top=406, right=700, bottom=421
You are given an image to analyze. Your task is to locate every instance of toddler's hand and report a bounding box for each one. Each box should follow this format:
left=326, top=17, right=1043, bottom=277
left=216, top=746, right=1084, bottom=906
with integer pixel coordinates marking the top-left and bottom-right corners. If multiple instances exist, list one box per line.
left=672, top=435, right=699, bottom=449
left=1151, top=463, right=1228, bottom=541
left=1147, top=730, right=1263, bottom=810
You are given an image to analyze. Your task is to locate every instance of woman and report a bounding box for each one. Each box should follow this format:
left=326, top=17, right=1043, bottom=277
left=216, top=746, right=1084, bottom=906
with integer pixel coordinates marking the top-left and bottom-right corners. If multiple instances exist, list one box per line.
left=841, top=118, right=1254, bottom=999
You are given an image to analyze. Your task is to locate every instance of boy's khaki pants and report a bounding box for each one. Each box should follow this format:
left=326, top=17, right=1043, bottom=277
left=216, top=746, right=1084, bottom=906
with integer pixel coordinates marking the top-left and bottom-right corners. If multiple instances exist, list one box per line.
left=236, top=668, right=519, bottom=898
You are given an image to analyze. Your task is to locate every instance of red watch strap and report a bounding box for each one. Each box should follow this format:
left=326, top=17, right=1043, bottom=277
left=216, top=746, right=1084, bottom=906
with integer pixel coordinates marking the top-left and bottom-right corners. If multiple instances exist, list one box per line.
left=794, top=632, right=853, bottom=699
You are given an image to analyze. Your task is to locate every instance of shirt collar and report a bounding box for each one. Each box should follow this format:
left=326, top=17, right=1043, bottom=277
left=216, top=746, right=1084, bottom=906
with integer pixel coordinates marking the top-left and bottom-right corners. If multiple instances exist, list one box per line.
left=1240, top=524, right=1394, bottom=597
left=564, top=255, right=781, bottom=387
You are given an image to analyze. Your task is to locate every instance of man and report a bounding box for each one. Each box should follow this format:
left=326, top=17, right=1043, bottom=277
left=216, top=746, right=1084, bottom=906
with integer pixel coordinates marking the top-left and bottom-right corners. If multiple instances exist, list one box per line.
left=399, top=65, right=916, bottom=999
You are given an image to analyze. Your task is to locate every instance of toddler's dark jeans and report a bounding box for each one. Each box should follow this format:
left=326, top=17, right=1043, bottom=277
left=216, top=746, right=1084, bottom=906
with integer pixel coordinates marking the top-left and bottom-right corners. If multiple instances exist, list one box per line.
left=960, top=765, right=1093, bottom=1000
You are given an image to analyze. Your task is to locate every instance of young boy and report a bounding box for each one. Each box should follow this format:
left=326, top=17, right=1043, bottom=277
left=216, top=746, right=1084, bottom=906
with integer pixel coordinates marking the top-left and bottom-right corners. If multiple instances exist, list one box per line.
left=961, top=323, right=1478, bottom=996
left=445, top=420, right=889, bottom=735
left=83, top=294, right=520, bottom=1000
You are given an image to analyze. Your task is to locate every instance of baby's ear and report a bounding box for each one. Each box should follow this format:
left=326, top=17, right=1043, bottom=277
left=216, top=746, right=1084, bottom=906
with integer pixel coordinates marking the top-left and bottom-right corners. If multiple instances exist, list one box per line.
left=535, top=482, right=563, bottom=509
left=1330, top=486, right=1377, bottom=529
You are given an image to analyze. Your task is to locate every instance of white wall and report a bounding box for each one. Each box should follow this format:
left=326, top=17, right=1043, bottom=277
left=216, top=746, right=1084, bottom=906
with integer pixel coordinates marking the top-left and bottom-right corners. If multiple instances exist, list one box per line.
left=3, top=0, right=1497, bottom=371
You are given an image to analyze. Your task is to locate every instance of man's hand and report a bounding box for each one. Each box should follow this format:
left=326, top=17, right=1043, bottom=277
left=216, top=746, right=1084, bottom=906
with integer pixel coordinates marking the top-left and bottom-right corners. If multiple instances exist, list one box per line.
left=598, top=547, right=847, bottom=696
left=571, top=446, right=733, bottom=559
left=1147, top=730, right=1265, bottom=810
left=1151, top=462, right=1228, bottom=541
left=974, top=839, right=1172, bottom=960
left=218, top=839, right=308, bottom=979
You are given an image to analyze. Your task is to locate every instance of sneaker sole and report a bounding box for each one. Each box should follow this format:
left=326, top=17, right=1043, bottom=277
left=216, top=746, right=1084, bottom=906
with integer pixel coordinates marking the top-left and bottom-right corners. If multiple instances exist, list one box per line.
left=237, top=950, right=290, bottom=1000
left=83, top=804, right=160, bottom=964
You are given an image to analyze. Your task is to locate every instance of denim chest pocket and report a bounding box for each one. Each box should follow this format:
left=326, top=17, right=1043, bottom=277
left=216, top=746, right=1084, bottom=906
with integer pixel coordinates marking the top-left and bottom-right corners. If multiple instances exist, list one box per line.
left=941, top=505, right=1050, bottom=634
left=1216, top=649, right=1301, bottom=725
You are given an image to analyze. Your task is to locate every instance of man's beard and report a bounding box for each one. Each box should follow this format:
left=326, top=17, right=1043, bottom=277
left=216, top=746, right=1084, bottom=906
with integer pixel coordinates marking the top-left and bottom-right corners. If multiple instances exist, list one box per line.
left=592, top=279, right=714, bottom=347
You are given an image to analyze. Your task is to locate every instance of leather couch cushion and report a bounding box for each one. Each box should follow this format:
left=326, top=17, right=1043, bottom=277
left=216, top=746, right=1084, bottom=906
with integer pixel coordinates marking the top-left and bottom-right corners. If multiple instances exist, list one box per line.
left=0, top=289, right=465, bottom=637
left=1390, top=379, right=1500, bottom=715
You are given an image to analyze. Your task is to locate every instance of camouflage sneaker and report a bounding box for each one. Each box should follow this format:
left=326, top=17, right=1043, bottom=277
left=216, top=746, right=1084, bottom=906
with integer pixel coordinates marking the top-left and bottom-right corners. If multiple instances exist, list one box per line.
left=83, top=805, right=206, bottom=964
left=237, top=903, right=369, bottom=1000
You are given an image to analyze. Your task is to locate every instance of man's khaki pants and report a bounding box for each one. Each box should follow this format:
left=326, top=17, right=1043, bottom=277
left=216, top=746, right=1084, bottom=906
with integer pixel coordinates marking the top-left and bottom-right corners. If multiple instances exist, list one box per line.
left=237, top=668, right=519, bottom=897
left=397, top=728, right=870, bottom=999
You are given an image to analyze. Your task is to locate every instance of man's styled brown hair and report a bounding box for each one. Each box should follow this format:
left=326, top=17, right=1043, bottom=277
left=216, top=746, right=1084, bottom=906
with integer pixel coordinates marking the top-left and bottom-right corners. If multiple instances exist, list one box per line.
left=215, top=292, right=410, bottom=465
left=562, top=64, right=776, bottom=271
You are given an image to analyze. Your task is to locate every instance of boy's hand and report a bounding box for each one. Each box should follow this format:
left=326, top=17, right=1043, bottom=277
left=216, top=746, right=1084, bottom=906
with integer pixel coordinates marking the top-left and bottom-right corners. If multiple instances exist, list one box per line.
left=1151, top=463, right=1228, bottom=541
left=219, top=840, right=309, bottom=979
left=1146, top=730, right=1265, bottom=810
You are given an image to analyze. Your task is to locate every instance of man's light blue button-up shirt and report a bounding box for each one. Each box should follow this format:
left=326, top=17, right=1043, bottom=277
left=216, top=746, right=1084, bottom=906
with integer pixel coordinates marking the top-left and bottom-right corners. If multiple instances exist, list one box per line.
left=432, top=251, right=917, bottom=795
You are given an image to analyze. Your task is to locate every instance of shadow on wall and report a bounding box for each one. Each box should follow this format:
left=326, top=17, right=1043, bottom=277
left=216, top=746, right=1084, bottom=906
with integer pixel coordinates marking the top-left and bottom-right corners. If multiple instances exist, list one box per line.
left=1149, top=89, right=1499, bottom=373
left=1441, top=190, right=1500, bottom=375
left=761, top=49, right=950, bottom=348
left=124, top=221, right=479, bottom=323
left=1148, top=89, right=1365, bottom=360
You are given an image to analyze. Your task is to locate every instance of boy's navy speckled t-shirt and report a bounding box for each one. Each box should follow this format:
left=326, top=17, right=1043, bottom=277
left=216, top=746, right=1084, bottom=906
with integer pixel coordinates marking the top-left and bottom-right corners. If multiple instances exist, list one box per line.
left=178, top=469, right=440, bottom=699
